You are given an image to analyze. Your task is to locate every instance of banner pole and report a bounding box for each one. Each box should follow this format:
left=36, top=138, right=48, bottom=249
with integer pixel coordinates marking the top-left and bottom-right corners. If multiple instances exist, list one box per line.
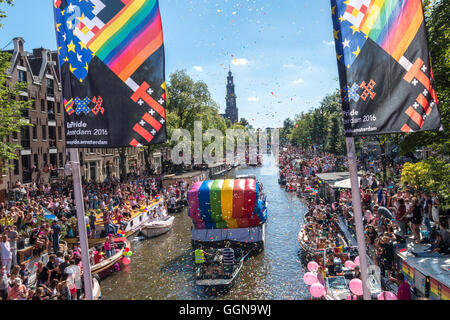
left=345, top=137, right=371, bottom=300
left=69, top=148, right=93, bottom=300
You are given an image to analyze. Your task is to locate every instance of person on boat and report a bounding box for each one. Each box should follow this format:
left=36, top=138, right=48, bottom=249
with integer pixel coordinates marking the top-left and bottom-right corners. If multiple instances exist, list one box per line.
left=35, top=261, right=50, bottom=287
left=0, top=234, right=12, bottom=274
left=88, top=211, right=97, bottom=239
left=104, top=234, right=116, bottom=258
left=222, top=242, right=235, bottom=276
left=7, top=277, right=28, bottom=300
left=50, top=220, right=61, bottom=254
left=391, top=273, right=411, bottom=300
left=18, top=263, right=29, bottom=286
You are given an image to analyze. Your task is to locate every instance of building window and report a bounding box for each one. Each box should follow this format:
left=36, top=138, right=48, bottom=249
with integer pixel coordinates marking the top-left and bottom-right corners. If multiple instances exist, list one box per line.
left=56, top=102, right=61, bottom=114
left=59, top=152, right=63, bottom=167
left=18, top=70, right=27, bottom=83
left=32, top=125, right=37, bottom=140
left=41, top=99, right=45, bottom=112
left=57, top=126, right=62, bottom=140
left=31, top=100, right=36, bottom=110
left=33, top=154, right=39, bottom=168
left=46, top=78, right=54, bottom=97
left=42, top=125, right=47, bottom=140
left=13, top=159, right=19, bottom=175
left=43, top=153, right=48, bottom=165
left=12, top=131, right=18, bottom=140
left=48, top=101, right=55, bottom=120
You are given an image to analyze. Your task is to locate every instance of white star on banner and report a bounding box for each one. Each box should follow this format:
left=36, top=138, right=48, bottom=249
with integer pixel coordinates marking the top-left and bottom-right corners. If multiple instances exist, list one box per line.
left=421, top=65, right=427, bottom=73
left=160, top=118, right=165, bottom=124
left=423, top=89, right=428, bottom=96
left=148, top=109, right=155, bottom=115
left=413, top=102, right=419, bottom=109
left=342, top=38, right=350, bottom=48
left=147, top=88, right=154, bottom=95
left=151, top=129, right=157, bottom=135
left=411, top=78, right=418, bottom=86
left=158, top=98, right=165, bottom=105
left=139, top=120, right=146, bottom=127
left=137, top=99, right=144, bottom=106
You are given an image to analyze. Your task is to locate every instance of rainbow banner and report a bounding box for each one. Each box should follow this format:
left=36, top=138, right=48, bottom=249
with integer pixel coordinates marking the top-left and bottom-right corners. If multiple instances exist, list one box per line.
left=331, top=0, right=442, bottom=136
left=187, top=179, right=267, bottom=230
left=54, top=0, right=167, bottom=148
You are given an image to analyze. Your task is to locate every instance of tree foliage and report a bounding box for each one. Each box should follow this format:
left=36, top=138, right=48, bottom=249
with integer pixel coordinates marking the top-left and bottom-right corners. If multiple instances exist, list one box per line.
left=0, top=1, right=32, bottom=172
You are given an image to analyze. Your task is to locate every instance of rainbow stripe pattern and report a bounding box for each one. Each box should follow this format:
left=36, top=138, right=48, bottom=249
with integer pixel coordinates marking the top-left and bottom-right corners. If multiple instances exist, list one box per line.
left=430, top=278, right=450, bottom=300
left=334, top=0, right=424, bottom=64
left=87, top=0, right=163, bottom=82
left=188, top=179, right=268, bottom=230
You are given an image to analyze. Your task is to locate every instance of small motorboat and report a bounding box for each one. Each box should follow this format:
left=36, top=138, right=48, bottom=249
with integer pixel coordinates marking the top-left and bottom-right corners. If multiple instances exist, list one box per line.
left=325, top=276, right=351, bottom=300
left=140, top=215, right=175, bottom=238
left=90, top=238, right=131, bottom=279
left=195, top=247, right=253, bottom=289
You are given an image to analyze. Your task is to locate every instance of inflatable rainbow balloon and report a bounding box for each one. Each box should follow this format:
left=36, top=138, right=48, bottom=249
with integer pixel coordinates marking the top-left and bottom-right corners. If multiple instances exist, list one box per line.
left=188, top=179, right=267, bottom=229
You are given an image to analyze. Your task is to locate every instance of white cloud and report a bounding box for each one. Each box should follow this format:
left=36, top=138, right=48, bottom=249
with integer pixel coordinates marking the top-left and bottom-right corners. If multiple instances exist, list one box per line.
left=283, top=63, right=297, bottom=69
left=248, top=97, right=260, bottom=102
left=193, top=66, right=203, bottom=72
left=232, top=58, right=249, bottom=65
left=322, top=40, right=335, bottom=46
left=292, top=78, right=304, bottom=85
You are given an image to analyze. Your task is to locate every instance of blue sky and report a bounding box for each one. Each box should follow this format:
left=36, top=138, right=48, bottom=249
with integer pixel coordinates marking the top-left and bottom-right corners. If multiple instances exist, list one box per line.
left=0, top=0, right=340, bottom=129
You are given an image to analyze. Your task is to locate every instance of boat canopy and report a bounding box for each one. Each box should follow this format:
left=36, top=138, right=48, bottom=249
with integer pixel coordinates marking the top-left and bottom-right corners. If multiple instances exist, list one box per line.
left=188, top=179, right=267, bottom=229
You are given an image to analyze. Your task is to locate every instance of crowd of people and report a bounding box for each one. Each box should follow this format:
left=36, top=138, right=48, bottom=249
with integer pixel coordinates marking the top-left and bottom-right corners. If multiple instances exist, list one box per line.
left=279, top=145, right=449, bottom=299
left=0, top=173, right=191, bottom=300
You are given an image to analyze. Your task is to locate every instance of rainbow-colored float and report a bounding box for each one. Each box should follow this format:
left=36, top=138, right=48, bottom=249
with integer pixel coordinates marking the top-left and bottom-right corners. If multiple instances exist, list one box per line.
left=188, top=177, right=268, bottom=249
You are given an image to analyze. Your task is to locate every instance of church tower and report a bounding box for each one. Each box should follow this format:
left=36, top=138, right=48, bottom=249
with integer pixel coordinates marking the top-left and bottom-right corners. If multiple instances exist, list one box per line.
left=225, top=69, right=238, bottom=123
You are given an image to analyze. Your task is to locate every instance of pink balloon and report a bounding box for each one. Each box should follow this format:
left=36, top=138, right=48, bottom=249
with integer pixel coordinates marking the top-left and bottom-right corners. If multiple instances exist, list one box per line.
left=310, top=282, right=326, bottom=298
left=349, top=278, right=363, bottom=296
left=303, top=272, right=318, bottom=286
left=307, top=261, right=319, bottom=272
left=344, top=260, right=355, bottom=269
left=122, top=257, right=131, bottom=265
left=354, top=256, right=360, bottom=266
left=377, top=291, right=397, bottom=300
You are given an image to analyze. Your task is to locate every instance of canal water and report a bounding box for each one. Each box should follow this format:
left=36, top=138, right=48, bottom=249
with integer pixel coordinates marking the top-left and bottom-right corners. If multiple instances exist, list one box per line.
left=100, top=154, right=310, bottom=300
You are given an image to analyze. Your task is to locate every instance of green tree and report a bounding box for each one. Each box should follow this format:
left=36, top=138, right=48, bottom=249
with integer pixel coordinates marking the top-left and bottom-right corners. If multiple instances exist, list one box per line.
left=0, top=0, right=32, bottom=172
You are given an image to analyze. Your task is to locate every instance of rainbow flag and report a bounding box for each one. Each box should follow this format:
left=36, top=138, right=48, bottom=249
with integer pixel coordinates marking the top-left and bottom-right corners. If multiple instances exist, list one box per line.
left=430, top=278, right=450, bottom=300
left=342, top=0, right=424, bottom=63
left=87, top=0, right=163, bottom=82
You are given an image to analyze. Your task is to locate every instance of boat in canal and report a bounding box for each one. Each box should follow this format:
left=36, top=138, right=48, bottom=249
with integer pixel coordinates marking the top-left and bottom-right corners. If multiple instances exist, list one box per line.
left=64, top=199, right=165, bottom=248
left=90, top=237, right=131, bottom=279
left=188, top=176, right=268, bottom=252
left=325, top=276, right=352, bottom=300
left=194, top=247, right=253, bottom=289
left=140, top=215, right=175, bottom=238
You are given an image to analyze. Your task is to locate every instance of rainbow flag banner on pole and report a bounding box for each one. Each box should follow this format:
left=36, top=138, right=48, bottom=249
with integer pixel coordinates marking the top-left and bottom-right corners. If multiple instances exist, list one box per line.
left=53, top=0, right=167, bottom=148
left=330, top=0, right=443, bottom=136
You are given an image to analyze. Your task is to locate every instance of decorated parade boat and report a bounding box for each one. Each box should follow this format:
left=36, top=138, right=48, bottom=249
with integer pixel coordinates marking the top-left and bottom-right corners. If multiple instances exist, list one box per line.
left=188, top=176, right=268, bottom=252
left=64, top=199, right=165, bottom=248
left=188, top=177, right=268, bottom=290
left=90, top=237, right=132, bottom=279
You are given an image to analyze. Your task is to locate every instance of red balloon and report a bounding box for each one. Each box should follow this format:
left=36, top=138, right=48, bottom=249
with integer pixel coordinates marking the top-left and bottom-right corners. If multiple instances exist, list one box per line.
left=122, top=257, right=131, bottom=265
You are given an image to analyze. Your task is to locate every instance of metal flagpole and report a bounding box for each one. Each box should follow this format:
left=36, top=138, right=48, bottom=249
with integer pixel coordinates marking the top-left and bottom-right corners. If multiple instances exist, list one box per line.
left=69, top=148, right=93, bottom=300
left=345, top=137, right=371, bottom=300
